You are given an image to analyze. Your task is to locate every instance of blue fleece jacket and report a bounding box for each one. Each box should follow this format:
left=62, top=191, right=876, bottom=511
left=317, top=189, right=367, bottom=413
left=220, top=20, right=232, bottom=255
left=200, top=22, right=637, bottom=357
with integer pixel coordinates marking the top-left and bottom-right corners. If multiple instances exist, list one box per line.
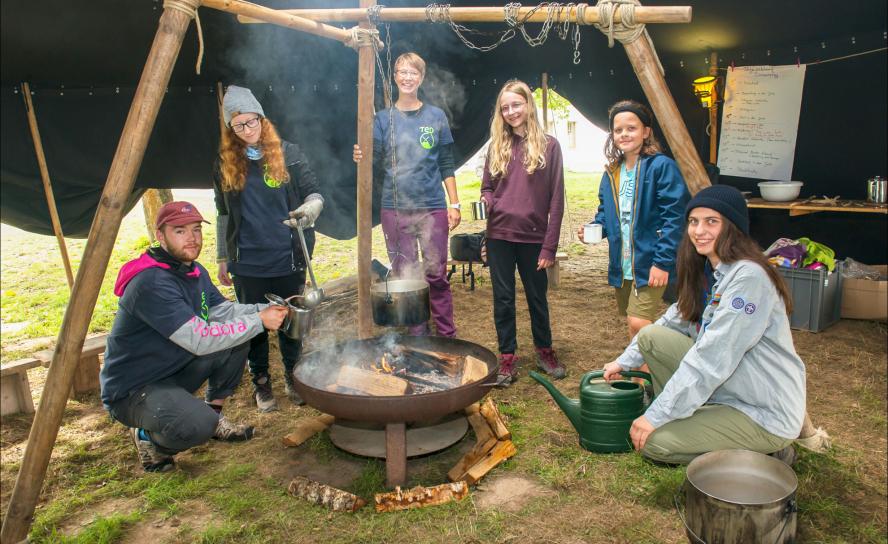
left=593, top=153, right=689, bottom=288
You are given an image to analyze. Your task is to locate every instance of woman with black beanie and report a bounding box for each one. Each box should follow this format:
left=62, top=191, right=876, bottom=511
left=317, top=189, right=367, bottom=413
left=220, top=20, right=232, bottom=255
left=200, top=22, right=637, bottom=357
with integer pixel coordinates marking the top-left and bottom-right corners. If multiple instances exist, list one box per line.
left=602, top=184, right=806, bottom=465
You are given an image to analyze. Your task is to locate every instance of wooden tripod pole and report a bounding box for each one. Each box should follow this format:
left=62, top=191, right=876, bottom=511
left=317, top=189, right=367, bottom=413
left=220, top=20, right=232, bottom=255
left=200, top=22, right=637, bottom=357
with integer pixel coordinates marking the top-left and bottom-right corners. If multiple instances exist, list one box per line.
left=21, top=82, right=75, bottom=290
left=622, top=37, right=710, bottom=194
left=0, top=1, right=201, bottom=540
left=355, top=0, right=376, bottom=338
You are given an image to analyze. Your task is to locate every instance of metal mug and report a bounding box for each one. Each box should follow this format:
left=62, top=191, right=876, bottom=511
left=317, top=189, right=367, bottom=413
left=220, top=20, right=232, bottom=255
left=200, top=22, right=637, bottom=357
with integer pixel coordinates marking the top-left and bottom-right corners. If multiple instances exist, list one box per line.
left=867, top=176, right=886, bottom=203
left=583, top=223, right=603, bottom=244
left=471, top=201, right=487, bottom=220
left=265, top=293, right=314, bottom=339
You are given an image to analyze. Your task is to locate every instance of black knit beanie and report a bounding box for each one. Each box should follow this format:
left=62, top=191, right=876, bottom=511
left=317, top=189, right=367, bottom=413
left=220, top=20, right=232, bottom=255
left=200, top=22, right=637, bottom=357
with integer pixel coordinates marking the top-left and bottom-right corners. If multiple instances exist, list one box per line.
left=686, top=185, right=749, bottom=234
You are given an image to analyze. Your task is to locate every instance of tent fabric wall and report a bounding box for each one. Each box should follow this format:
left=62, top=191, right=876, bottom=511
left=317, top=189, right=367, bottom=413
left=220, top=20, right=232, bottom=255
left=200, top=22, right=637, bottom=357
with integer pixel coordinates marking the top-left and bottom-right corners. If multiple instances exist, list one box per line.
left=1, top=0, right=886, bottom=261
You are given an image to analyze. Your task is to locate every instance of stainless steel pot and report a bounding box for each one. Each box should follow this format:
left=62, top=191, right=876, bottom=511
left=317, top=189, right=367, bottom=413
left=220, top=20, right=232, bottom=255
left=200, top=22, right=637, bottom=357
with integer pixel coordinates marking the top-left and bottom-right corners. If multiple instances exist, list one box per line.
left=680, top=450, right=798, bottom=544
left=471, top=201, right=487, bottom=220
left=370, top=279, right=430, bottom=327
left=265, top=293, right=314, bottom=339
left=867, top=176, right=886, bottom=203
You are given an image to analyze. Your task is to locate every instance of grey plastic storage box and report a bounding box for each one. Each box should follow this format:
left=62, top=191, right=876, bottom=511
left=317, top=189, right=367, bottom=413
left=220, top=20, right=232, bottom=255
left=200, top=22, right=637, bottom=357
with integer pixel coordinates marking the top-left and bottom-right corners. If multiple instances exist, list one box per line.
left=776, top=260, right=843, bottom=332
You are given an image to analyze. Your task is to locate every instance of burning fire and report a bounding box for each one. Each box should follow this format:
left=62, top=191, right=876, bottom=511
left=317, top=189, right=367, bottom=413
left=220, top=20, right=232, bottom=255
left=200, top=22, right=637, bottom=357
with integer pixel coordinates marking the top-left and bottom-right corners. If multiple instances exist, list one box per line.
left=372, top=353, right=395, bottom=374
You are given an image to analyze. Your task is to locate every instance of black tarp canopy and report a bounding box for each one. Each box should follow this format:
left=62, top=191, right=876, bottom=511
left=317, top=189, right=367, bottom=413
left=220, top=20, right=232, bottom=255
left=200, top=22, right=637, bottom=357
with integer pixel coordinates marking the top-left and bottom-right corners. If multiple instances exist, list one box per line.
left=1, top=0, right=886, bottom=260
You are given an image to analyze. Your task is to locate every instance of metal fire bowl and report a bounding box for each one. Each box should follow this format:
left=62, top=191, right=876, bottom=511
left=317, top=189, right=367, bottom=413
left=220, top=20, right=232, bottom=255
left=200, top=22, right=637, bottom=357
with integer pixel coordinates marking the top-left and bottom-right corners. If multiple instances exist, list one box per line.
left=292, top=335, right=498, bottom=423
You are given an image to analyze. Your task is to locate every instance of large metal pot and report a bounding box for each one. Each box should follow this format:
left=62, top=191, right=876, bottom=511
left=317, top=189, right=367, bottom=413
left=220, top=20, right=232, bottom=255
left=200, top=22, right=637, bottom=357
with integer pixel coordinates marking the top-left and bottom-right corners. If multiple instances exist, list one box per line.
left=681, top=450, right=798, bottom=544
left=370, top=279, right=430, bottom=327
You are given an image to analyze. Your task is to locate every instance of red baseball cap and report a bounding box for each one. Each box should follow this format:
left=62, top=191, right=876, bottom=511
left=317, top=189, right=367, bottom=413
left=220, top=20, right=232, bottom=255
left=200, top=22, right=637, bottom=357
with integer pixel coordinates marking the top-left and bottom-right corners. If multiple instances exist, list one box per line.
left=155, top=201, right=210, bottom=229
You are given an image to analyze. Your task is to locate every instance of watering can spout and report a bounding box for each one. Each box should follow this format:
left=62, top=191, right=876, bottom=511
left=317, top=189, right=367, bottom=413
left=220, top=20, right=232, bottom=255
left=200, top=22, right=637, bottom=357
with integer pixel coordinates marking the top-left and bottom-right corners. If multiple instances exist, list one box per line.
left=528, top=371, right=582, bottom=434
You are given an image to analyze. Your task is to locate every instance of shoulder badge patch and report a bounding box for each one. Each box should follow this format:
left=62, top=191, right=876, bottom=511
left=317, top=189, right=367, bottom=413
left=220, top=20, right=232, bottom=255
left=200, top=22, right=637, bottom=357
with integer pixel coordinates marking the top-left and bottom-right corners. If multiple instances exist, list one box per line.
left=731, top=297, right=745, bottom=310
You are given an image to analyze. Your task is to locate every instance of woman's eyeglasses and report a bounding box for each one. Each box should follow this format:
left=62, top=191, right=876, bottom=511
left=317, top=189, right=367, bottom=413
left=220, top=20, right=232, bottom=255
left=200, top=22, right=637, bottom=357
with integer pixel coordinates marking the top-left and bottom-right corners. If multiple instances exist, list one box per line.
left=395, top=69, right=421, bottom=79
left=231, top=116, right=261, bottom=133
left=500, top=102, right=526, bottom=115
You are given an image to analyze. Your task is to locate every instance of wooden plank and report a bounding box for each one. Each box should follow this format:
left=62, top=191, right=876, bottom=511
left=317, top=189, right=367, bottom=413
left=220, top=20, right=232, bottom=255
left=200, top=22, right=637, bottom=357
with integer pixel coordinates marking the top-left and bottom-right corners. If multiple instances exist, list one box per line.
left=355, top=0, right=376, bottom=338
left=71, top=355, right=101, bottom=397
left=463, top=440, right=518, bottom=485
left=467, top=412, right=496, bottom=445
left=0, top=358, right=43, bottom=378
left=1, top=372, right=35, bottom=416
left=460, top=356, right=488, bottom=385
left=336, top=366, right=409, bottom=396
left=385, top=422, right=407, bottom=488
left=32, top=334, right=108, bottom=366
left=746, top=197, right=887, bottom=215
left=480, top=399, right=511, bottom=441
left=282, top=414, right=336, bottom=447
left=463, top=402, right=480, bottom=416
left=374, top=481, right=468, bottom=512
left=288, top=476, right=366, bottom=512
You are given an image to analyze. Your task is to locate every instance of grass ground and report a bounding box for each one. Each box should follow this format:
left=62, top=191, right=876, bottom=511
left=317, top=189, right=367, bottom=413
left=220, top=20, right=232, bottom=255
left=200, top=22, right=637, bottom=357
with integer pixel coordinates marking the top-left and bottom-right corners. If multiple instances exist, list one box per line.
left=1, top=171, right=886, bottom=543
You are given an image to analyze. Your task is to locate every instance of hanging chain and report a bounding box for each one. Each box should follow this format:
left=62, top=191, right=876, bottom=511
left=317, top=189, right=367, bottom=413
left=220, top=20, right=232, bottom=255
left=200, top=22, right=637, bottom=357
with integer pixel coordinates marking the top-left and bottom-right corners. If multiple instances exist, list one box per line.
left=425, top=2, right=584, bottom=63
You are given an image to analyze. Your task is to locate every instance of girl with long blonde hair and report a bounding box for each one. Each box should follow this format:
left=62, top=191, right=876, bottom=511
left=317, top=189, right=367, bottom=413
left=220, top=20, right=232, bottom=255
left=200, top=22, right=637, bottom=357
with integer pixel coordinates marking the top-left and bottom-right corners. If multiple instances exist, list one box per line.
left=213, top=85, right=325, bottom=412
left=479, top=80, right=565, bottom=387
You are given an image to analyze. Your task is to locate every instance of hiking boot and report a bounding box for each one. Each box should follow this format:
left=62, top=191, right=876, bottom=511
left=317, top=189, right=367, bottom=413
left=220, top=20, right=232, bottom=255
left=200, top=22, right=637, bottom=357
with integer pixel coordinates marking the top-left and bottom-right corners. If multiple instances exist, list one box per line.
left=213, top=415, right=255, bottom=442
left=284, top=370, right=306, bottom=406
left=535, top=347, right=566, bottom=379
left=769, top=445, right=798, bottom=467
left=495, top=353, right=519, bottom=388
left=254, top=374, right=278, bottom=413
left=130, top=427, right=175, bottom=473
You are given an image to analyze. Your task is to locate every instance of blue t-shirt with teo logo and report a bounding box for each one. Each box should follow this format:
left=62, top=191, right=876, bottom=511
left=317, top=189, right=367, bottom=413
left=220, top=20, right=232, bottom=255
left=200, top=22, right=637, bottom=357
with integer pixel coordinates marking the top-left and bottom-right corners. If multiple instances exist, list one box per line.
left=373, top=104, right=453, bottom=209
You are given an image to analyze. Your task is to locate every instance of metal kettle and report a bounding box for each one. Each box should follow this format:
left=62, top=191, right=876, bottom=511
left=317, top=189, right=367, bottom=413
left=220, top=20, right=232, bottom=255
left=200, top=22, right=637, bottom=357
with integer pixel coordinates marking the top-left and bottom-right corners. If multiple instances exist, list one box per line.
left=530, top=369, right=653, bottom=453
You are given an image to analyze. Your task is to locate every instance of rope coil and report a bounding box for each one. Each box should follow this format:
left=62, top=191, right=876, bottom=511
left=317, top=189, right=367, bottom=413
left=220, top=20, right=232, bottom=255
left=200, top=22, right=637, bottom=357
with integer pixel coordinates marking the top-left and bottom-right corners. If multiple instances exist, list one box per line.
left=594, top=0, right=664, bottom=75
left=345, top=27, right=384, bottom=51
left=163, top=0, right=204, bottom=74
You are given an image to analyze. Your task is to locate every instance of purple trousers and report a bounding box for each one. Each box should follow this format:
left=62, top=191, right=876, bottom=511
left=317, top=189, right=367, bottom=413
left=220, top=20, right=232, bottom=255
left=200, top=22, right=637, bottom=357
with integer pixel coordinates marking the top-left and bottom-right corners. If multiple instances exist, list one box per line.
left=381, top=208, right=456, bottom=337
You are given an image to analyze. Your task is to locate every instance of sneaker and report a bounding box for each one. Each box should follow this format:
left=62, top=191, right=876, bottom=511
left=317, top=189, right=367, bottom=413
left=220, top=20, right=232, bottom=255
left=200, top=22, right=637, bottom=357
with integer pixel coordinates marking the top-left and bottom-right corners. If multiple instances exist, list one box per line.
left=495, top=353, right=519, bottom=388
left=769, top=445, right=798, bottom=467
left=254, top=374, right=278, bottom=413
left=535, top=347, right=566, bottom=379
left=213, top=415, right=255, bottom=442
left=284, top=370, right=306, bottom=406
left=130, top=428, right=175, bottom=473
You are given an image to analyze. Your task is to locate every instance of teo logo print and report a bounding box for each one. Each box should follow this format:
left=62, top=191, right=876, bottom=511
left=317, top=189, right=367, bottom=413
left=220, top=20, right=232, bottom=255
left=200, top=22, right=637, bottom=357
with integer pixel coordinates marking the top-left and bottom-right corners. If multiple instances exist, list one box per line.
left=419, top=126, right=436, bottom=149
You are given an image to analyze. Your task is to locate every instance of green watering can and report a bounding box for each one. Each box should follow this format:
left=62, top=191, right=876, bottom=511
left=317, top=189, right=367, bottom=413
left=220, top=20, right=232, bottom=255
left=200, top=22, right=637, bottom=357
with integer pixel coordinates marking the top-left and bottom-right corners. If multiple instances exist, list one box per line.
left=529, top=369, right=653, bottom=453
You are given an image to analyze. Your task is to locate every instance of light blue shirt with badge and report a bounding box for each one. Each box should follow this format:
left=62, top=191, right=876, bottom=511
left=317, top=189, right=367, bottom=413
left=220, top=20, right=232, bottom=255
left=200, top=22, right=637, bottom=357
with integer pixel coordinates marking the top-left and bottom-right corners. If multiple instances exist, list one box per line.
left=373, top=104, right=453, bottom=209
left=618, top=161, right=637, bottom=280
left=616, top=259, right=807, bottom=439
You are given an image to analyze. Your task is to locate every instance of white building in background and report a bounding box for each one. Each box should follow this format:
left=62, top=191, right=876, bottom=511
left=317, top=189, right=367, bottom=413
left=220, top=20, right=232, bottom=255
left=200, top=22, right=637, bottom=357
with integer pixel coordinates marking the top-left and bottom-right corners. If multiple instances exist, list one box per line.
left=458, top=97, right=608, bottom=176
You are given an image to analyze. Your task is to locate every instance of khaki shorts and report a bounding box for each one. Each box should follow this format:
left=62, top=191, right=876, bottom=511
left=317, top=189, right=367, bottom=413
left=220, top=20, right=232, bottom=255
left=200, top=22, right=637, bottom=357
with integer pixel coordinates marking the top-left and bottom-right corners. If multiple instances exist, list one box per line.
left=614, top=280, right=666, bottom=322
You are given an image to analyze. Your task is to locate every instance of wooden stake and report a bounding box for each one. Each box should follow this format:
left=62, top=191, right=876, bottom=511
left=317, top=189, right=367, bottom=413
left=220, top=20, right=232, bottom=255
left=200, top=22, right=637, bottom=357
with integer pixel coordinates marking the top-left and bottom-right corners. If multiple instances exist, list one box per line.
left=288, top=476, right=366, bottom=512
left=355, top=0, right=376, bottom=339
left=622, top=37, right=710, bottom=194
left=541, top=72, right=549, bottom=133
left=141, top=188, right=174, bottom=243
left=1, top=3, right=201, bottom=541
left=21, top=82, right=74, bottom=291
left=282, top=414, right=335, bottom=447
left=239, top=6, right=693, bottom=25
left=708, top=51, right=719, bottom=165
left=479, top=399, right=511, bottom=441
left=374, top=481, right=468, bottom=512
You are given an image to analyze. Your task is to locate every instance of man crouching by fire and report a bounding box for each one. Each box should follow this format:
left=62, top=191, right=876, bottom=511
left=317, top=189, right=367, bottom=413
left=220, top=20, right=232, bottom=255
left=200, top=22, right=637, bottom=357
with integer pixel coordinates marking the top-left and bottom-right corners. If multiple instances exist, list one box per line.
left=100, top=201, right=289, bottom=472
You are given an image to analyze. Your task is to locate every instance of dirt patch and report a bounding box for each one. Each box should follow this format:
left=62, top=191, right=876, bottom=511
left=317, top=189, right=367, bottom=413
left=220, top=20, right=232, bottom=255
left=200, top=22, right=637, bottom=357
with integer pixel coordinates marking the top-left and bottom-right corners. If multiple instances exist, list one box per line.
left=56, top=496, right=141, bottom=536
left=474, top=475, right=556, bottom=512
left=126, top=500, right=215, bottom=544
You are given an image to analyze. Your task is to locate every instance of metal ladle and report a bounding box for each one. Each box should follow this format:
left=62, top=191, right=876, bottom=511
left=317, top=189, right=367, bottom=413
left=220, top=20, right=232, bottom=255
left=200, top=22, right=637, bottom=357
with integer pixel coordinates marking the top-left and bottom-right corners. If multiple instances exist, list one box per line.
left=293, top=222, right=324, bottom=308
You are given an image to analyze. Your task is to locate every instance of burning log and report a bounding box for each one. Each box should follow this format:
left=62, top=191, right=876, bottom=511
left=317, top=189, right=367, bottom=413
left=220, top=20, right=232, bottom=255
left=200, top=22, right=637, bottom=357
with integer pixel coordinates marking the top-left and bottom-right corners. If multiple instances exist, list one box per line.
left=336, top=366, right=410, bottom=396
left=480, top=398, right=511, bottom=440
left=460, top=356, right=489, bottom=385
left=397, top=346, right=463, bottom=376
left=282, top=414, right=335, bottom=447
left=374, top=481, right=468, bottom=512
left=287, top=476, right=366, bottom=512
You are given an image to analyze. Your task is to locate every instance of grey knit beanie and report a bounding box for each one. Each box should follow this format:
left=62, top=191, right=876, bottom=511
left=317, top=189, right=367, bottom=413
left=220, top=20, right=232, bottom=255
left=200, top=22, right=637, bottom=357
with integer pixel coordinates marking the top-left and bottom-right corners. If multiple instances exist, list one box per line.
left=686, top=184, right=750, bottom=234
left=222, top=85, right=264, bottom=126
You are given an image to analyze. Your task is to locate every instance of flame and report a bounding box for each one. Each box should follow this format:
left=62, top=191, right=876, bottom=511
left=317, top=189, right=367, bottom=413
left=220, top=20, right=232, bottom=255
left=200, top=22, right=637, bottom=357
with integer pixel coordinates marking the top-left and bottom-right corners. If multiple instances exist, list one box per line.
left=372, top=353, right=395, bottom=374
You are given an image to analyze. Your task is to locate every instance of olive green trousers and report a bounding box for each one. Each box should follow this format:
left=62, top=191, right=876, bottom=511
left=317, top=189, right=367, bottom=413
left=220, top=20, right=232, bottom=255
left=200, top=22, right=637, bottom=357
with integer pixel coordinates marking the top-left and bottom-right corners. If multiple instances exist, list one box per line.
left=637, top=325, right=793, bottom=465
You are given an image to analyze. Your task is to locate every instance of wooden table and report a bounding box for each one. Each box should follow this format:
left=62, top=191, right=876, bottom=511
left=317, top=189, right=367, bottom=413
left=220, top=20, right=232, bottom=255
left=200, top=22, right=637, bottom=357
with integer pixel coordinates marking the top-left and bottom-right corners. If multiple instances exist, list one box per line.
left=746, top=197, right=888, bottom=217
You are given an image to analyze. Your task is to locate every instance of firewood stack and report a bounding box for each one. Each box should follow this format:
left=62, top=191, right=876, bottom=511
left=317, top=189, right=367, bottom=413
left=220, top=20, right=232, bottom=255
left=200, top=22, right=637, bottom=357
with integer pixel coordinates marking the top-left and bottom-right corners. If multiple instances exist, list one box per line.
left=448, top=398, right=516, bottom=485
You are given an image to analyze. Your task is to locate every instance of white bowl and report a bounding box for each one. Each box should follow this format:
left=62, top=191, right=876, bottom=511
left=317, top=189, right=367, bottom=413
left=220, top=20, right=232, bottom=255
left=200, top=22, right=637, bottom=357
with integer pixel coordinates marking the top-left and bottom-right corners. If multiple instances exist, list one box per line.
left=758, top=181, right=803, bottom=202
